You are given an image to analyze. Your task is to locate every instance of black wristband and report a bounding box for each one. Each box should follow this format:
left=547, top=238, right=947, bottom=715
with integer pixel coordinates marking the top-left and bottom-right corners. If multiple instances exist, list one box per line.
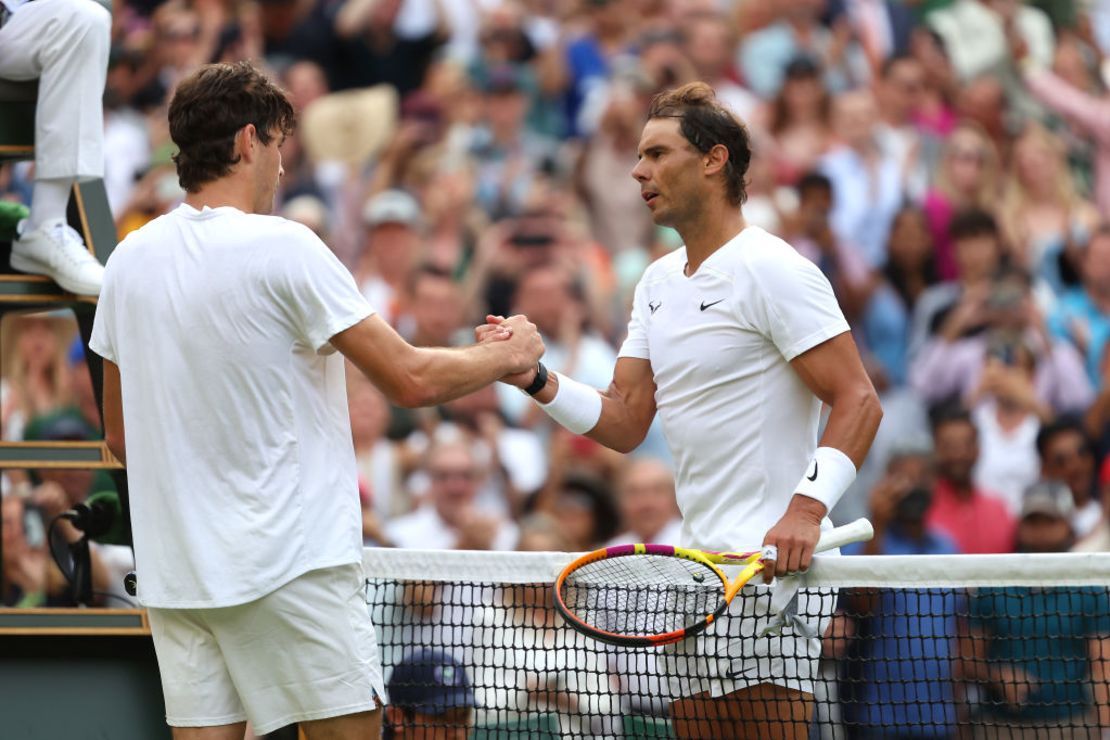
left=523, top=362, right=549, bottom=397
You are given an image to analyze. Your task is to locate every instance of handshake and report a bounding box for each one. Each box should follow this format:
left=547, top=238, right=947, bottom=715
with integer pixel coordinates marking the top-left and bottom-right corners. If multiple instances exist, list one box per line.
left=474, top=313, right=546, bottom=390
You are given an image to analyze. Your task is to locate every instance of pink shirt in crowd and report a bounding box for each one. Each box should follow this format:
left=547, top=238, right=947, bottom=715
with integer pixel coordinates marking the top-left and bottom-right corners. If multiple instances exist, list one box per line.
left=1025, top=67, right=1110, bottom=217
left=925, top=479, right=1016, bottom=554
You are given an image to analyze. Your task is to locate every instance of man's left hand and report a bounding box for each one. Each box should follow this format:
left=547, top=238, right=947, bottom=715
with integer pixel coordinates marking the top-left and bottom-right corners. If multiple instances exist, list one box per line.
left=761, top=494, right=826, bottom=584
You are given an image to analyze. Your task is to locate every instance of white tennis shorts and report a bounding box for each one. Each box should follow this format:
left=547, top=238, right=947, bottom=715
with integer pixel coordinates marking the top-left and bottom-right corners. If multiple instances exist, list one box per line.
left=147, top=563, right=387, bottom=734
left=662, top=584, right=837, bottom=700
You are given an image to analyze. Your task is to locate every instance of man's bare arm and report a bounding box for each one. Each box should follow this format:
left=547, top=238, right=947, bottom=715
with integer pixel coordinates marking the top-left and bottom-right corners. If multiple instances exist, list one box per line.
left=762, top=332, right=882, bottom=580
left=523, top=356, right=657, bottom=453
left=332, top=314, right=543, bottom=408
left=790, top=332, right=884, bottom=468
left=102, top=359, right=126, bottom=465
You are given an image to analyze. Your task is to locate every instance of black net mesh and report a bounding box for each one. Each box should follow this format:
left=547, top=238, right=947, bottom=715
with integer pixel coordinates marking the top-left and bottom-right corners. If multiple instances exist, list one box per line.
left=369, top=572, right=1110, bottom=739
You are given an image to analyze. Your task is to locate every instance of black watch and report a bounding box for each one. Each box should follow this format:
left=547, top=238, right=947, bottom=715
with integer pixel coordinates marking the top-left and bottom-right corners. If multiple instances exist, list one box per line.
left=523, top=362, right=549, bottom=397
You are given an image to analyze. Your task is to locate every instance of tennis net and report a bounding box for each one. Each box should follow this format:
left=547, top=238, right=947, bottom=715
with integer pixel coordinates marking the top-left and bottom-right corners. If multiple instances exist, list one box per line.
left=363, top=548, right=1110, bottom=739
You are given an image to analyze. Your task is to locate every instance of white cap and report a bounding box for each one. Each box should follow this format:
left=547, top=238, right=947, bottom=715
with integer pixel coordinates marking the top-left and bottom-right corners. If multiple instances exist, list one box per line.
left=362, top=189, right=422, bottom=228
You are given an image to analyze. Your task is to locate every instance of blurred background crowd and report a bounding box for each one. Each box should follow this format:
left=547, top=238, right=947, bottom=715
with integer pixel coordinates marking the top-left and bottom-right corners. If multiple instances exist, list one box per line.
left=2, top=0, right=1110, bottom=612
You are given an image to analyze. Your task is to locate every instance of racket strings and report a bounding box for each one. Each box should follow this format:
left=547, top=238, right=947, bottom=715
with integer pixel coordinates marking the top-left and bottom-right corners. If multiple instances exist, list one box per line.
left=559, top=555, right=722, bottom=637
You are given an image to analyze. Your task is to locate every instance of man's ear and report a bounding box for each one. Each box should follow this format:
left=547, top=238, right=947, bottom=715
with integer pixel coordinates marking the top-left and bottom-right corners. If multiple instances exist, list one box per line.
left=703, top=143, right=729, bottom=178
left=236, top=123, right=258, bottom=164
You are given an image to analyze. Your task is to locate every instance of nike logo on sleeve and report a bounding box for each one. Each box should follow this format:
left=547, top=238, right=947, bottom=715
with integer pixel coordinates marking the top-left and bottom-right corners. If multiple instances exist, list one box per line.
left=699, top=299, right=724, bottom=311
left=807, top=461, right=818, bottom=481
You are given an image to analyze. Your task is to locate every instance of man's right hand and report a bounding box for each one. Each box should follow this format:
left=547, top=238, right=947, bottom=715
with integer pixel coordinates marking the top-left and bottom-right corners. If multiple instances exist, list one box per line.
left=496, top=314, right=544, bottom=375
left=476, top=314, right=544, bottom=386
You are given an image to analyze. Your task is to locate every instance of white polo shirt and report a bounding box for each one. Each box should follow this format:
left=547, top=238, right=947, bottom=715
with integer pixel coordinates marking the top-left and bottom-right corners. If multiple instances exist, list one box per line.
left=618, top=226, right=849, bottom=552
left=90, top=204, right=373, bottom=608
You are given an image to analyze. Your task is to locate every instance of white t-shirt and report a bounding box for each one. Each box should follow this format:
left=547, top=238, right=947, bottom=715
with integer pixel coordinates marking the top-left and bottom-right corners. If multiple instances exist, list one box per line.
left=383, top=504, right=519, bottom=551
left=618, top=227, right=850, bottom=552
left=90, top=204, right=373, bottom=608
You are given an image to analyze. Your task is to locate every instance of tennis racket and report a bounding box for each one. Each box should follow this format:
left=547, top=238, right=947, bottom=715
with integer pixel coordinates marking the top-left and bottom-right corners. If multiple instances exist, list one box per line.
left=553, top=517, right=873, bottom=647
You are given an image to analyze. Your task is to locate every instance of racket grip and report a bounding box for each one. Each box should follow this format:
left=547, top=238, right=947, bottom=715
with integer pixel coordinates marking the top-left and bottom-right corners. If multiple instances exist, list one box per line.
left=815, top=518, right=873, bottom=553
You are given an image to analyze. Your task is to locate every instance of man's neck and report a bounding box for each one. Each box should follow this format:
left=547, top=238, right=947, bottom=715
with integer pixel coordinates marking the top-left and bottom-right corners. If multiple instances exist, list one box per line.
left=945, top=478, right=975, bottom=500
left=184, top=177, right=256, bottom=214
left=677, top=204, right=747, bottom=275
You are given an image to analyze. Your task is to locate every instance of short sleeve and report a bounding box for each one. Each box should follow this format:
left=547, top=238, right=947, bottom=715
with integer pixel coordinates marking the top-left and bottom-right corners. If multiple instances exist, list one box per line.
left=747, top=253, right=850, bottom=361
left=89, top=258, right=118, bottom=363
left=618, top=276, right=650, bottom=360
left=274, top=227, right=374, bottom=354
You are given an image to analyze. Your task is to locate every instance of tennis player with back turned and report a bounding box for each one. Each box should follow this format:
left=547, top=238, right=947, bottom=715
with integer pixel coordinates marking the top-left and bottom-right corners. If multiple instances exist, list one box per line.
left=482, top=82, right=883, bottom=738
left=91, top=62, right=543, bottom=739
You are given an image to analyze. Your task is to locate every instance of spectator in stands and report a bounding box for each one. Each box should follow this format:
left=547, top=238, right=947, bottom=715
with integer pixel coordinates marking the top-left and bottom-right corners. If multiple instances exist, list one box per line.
left=757, top=56, right=834, bottom=186
left=967, top=333, right=1047, bottom=515
left=495, top=262, right=616, bottom=431
left=439, top=384, right=548, bottom=514
left=332, top=0, right=449, bottom=94
left=785, top=172, right=869, bottom=303
left=1014, top=31, right=1110, bottom=217
left=384, top=648, right=476, bottom=740
left=875, top=54, right=930, bottom=200
left=0, top=312, right=76, bottom=442
left=908, top=208, right=1002, bottom=361
left=1049, top=224, right=1110, bottom=390
left=844, top=445, right=961, bottom=739
left=907, top=27, right=959, bottom=139
left=545, top=471, right=619, bottom=551
left=356, top=189, right=424, bottom=328
left=470, top=65, right=560, bottom=219
left=738, top=0, right=868, bottom=99
left=999, top=123, right=1100, bottom=298
left=926, top=0, right=1054, bottom=82
left=960, top=479, right=1110, bottom=735
left=384, top=439, right=518, bottom=551
left=348, top=366, right=407, bottom=543
left=680, top=11, right=759, bottom=123
left=854, top=206, right=939, bottom=389
left=605, top=457, right=681, bottom=547
left=921, top=123, right=1002, bottom=281
left=911, top=266, right=1094, bottom=416
left=0, top=0, right=109, bottom=296
left=1037, top=418, right=1104, bottom=543
left=1, top=495, right=49, bottom=607
left=404, top=265, right=467, bottom=347
left=819, top=88, right=911, bottom=268
left=925, top=406, right=1016, bottom=553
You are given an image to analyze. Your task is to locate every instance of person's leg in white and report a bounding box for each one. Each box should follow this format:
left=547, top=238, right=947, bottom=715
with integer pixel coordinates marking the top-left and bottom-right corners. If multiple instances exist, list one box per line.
left=0, top=0, right=109, bottom=295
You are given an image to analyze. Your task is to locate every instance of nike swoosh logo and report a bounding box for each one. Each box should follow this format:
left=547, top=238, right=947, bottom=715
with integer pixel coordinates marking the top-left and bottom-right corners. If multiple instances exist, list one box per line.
left=700, top=299, right=724, bottom=311
left=807, top=461, right=818, bottom=482
left=725, top=664, right=760, bottom=680
left=649, top=301, right=662, bottom=315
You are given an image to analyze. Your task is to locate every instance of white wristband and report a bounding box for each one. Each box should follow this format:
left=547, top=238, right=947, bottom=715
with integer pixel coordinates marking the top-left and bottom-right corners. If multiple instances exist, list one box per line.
left=537, top=371, right=603, bottom=435
left=793, top=446, right=857, bottom=513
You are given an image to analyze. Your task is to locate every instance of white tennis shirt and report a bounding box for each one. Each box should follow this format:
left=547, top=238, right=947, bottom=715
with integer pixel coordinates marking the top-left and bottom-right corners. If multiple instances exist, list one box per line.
left=90, top=204, right=373, bottom=608
left=618, top=226, right=850, bottom=552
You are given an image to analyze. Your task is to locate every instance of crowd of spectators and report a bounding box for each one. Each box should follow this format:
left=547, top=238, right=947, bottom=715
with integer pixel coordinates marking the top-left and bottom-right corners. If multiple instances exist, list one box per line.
left=3, top=0, right=1110, bottom=734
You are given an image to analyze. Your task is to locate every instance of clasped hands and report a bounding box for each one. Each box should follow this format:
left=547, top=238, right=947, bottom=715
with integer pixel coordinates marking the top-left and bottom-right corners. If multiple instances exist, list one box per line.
left=475, top=314, right=544, bottom=387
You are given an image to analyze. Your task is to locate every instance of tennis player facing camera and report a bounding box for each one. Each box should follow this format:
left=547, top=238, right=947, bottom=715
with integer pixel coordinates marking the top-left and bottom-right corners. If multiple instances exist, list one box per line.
left=483, top=82, right=882, bottom=738
left=90, top=62, right=543, bottom=740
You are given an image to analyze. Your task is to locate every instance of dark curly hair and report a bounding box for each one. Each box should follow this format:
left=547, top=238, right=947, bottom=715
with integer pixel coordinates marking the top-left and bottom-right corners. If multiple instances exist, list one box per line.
left=647, top=82, right=752, bottom=206
left=168, top=61, right=296, bottom=192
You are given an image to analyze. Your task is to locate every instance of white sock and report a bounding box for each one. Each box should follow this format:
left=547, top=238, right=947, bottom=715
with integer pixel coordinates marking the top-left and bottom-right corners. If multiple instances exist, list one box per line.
left=28, top=179, right=73, bottom=230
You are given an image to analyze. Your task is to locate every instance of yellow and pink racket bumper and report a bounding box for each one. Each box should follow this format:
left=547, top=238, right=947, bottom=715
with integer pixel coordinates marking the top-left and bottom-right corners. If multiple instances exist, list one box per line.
left=553, top=543, right=770, bottom=648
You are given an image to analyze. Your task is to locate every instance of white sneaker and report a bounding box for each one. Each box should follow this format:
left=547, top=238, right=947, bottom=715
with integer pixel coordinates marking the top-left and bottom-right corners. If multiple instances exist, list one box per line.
left=11, top=218, right=104, bottom=296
